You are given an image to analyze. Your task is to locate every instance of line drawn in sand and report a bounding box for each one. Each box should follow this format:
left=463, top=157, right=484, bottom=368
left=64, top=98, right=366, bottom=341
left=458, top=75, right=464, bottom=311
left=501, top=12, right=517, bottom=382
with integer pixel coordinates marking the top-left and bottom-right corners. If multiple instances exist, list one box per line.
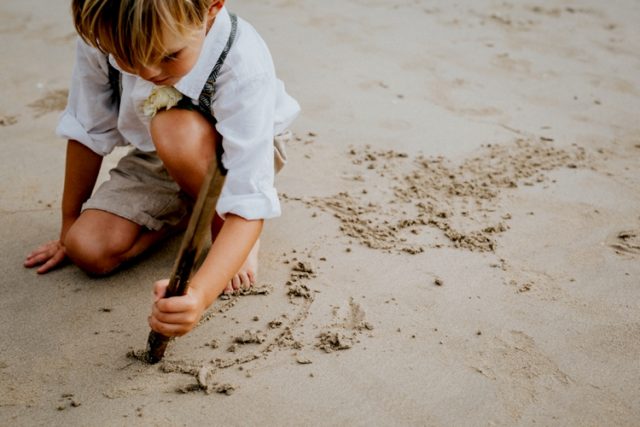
left=126, top=251, right=374, bottom=395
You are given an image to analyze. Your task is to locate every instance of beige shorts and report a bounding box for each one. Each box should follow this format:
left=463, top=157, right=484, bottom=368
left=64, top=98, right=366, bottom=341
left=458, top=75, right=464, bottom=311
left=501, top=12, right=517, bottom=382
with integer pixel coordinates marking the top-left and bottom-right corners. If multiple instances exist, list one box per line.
left=83, top=132, right=290, bottom=231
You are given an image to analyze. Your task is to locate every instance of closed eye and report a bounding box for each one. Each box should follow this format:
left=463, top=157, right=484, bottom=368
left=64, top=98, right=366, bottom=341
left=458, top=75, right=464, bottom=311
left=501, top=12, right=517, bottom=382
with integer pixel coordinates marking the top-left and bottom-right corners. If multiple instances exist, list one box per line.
left=162, top=49, right=183, bottom=62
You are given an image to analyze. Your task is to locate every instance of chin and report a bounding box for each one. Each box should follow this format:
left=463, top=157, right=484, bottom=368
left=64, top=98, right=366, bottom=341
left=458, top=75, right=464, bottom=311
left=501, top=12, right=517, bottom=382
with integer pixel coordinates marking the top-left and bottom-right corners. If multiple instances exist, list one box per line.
left=151, top=77, right=178, bottom=86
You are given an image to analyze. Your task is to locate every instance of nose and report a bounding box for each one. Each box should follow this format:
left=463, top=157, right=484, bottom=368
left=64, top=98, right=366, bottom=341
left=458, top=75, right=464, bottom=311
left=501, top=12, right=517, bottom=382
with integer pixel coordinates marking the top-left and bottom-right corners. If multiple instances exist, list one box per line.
left=138, top=65, right=162, bottom=81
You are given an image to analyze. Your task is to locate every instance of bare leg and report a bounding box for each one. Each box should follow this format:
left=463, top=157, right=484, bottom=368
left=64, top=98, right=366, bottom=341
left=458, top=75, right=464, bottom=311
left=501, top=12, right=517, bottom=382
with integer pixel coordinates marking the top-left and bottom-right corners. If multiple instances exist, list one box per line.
left=151, top=109, right=261, bottom=292
left=211, top=213, right=259, bottom=294
left=64, top=209, right=175, bottom=276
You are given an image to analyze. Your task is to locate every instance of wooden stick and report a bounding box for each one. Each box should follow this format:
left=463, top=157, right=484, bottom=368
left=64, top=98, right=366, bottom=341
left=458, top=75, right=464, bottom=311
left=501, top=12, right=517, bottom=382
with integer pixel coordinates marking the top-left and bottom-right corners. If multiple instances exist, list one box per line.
left=145, top=159, right=225, bottom=364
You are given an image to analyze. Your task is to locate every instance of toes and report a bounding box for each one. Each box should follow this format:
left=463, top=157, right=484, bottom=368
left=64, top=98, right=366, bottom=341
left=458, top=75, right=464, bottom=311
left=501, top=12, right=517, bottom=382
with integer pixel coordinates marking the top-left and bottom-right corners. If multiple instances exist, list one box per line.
left=224, top=282, right=234, bottom=295
left=238, top=272, right=252, bottom=289
left=246, top=270, right=256, bottom=285
left=223, top=269, right=256, bottom=296
left=231, top=274, right=241, bottom=291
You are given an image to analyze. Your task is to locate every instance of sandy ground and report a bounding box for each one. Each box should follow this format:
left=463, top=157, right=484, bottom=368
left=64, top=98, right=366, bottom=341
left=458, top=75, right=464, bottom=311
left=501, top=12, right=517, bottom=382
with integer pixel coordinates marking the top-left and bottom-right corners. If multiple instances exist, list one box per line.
left=1, top=0, right=640, bottom=425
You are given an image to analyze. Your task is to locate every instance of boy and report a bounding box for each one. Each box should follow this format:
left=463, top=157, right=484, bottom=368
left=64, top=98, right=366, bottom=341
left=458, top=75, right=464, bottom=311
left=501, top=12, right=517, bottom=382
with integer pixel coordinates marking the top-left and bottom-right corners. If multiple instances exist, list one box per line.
left=23, top=0, right=300, bottom=337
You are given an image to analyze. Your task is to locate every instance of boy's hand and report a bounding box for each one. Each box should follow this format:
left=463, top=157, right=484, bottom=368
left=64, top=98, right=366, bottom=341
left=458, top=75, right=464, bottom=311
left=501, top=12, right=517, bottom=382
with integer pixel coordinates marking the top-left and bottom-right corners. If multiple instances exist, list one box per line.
left=149, top=279, right=207, bottom=337
left=24, top=240, right=67, bottom=274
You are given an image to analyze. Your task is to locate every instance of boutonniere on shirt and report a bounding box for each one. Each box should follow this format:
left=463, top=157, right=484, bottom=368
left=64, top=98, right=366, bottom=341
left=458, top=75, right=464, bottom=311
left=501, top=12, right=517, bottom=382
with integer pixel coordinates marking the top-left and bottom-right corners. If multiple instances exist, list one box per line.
left=142, top=86, right=183, bottom=118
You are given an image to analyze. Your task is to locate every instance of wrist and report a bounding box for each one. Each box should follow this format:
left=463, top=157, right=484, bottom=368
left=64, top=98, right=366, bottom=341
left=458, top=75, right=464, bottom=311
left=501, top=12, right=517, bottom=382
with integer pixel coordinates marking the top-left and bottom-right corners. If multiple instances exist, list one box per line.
left=60, top=214, right=78, bottom=241
left=62, top=208, right=81, bottom=222
left=188, top=285, right=211, bottom=314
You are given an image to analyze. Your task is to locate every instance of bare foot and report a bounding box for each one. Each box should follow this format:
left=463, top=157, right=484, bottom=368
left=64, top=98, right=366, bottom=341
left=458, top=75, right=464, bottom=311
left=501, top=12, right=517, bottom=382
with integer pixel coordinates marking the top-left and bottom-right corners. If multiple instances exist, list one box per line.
left=224, top=239, right=259, bottom=294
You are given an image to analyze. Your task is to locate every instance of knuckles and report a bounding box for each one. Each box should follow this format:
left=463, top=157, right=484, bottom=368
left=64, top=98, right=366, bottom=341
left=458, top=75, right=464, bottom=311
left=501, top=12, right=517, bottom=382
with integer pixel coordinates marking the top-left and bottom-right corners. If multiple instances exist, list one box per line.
left=149, top=293, right=201, bottom=337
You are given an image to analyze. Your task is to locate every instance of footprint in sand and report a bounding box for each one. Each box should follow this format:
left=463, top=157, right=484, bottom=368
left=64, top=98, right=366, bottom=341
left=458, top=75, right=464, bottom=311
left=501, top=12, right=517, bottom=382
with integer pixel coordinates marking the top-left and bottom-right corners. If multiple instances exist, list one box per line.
left=0, top=114, right=17, bottom=127
left=608, top=229, right=640, bottom=255
left=28, top=89, right=68, bottom=118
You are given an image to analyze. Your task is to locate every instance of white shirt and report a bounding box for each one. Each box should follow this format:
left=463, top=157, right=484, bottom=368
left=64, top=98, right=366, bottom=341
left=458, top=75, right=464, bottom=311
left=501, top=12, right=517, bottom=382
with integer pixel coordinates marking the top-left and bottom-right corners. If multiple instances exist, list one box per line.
left=56, top=7, right=300, bottom=220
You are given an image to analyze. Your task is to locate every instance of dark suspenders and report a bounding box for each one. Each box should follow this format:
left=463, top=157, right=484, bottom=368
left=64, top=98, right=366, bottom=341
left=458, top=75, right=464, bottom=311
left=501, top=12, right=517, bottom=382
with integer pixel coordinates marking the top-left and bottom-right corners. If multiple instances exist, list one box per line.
left=198, top=13, right=238, bottom=117
left=196, top=12, right=238, bottom=174
left=107, top=59, right=122, bottom=108
left=106, top=13, right=239, bottom=174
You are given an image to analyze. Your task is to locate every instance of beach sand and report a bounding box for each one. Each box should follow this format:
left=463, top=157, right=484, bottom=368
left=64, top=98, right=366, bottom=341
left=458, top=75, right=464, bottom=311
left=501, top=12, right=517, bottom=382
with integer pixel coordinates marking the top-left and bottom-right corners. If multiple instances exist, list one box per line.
left=1, top=0, right=639, bottom=425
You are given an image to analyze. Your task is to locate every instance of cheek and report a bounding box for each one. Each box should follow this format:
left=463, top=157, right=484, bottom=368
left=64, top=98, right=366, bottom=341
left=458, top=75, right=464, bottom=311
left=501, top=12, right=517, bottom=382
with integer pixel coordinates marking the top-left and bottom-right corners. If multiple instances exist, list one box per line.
left=167, top=51, right=201, bottom=77
left=165, top=62, right=191, bottom=77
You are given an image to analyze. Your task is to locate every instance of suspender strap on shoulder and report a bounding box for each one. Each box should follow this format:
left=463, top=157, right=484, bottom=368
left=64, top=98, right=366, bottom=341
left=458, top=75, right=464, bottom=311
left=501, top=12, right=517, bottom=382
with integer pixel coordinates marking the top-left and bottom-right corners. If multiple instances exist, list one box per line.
left=107, top=58, right=122, bottom=107
left=197, top=12, right=238, bottom=175
left=198, top=13, right=238, bottom=116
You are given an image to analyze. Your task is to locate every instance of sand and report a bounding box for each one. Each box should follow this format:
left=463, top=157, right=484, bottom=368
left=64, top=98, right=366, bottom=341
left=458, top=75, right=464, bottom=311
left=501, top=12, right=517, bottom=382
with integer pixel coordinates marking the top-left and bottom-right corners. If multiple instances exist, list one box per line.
left=1, top=0, right=640, bottom=425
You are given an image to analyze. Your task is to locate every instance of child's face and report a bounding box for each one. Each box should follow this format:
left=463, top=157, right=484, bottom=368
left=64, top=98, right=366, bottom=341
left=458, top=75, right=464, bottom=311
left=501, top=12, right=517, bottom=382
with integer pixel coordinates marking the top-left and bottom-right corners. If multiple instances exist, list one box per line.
left=115, top=0, right=227, bottom=86
left=116, top=24, right=207, bottom=86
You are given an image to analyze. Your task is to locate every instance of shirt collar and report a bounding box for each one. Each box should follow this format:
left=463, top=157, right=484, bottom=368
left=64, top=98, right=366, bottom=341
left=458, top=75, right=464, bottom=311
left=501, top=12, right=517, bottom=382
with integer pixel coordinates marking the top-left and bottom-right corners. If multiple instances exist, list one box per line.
left=107, top=55, right=125, bottom=73
left=174, top=6, right=231, bottom=99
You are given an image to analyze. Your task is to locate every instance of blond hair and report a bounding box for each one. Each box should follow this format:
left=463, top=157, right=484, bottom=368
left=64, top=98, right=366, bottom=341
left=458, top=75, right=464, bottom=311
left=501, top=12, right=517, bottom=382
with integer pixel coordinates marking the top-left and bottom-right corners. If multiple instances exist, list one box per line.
left=72, top=0, right=211, bottom=69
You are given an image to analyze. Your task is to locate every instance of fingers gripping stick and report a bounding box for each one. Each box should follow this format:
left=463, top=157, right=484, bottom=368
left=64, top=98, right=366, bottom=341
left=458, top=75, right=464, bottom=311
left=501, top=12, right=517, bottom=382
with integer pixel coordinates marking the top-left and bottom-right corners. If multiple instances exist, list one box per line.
left=145, top=159, right=225, bottom=364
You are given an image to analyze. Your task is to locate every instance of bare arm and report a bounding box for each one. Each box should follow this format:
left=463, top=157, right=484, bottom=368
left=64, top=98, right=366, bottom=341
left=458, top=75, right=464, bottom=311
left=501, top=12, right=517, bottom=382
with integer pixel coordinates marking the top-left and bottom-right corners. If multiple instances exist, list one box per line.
left=60, top=139, right=103, bottom=237
left=150, top=214, right=263, bottom=336
left=192, top=214, right=264, bottom=304
left=24, top=140, right=102, bottom=273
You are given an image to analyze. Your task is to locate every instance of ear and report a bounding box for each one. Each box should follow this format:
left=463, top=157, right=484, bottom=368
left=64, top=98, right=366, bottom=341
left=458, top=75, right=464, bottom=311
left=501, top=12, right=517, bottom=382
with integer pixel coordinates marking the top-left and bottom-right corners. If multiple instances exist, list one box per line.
left=208, top=0, right=226, bottom=18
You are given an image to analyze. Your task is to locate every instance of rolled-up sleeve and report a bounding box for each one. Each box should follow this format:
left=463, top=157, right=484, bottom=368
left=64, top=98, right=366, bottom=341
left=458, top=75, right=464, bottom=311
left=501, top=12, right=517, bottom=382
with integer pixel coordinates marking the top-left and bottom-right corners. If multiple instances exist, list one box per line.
left=55, top=38, right=123, bottom=156
left=213, top=72, right=281, bottom=220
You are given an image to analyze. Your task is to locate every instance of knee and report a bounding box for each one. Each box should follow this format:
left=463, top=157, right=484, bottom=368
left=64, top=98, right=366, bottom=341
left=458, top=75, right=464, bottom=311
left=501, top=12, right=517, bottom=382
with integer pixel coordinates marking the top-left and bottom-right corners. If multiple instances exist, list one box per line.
left=64, top=230, right=121, bottom=276
left=150, top=108, right=217, bottom=168
left=150, top=109, right=219, bottom=198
